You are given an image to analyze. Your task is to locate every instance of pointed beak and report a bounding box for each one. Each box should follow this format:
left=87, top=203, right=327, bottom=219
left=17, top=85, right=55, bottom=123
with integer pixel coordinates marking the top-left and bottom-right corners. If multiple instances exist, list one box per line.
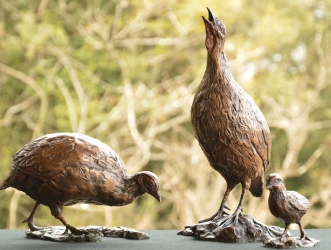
left=202, top=7, right=216, bottom=31
left=266, top=184, right=272, bottom=190
left=206, top=7, right=216, bottom=23
left=152, top=190, right=161, bottom=202
left=201, top=15, right=209, bottom=24
left=202, top=15, right=213, bottom=31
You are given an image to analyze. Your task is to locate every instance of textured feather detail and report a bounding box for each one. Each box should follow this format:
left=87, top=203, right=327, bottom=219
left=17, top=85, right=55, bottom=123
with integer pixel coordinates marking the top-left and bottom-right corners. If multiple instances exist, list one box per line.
left=0, top=133, right=138, bottom=206
left=286, top=191, right=310, bottom=212
left=191, top=10, right=271, bottom=200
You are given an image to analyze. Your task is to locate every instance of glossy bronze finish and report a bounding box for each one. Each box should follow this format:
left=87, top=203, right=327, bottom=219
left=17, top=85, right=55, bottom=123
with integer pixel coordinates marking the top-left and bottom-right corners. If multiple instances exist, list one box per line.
left=266, top=173, right=310, bottom=241
left=0, top=133, right=160, bottom=235
left=191, top=7, right=271, bottom=226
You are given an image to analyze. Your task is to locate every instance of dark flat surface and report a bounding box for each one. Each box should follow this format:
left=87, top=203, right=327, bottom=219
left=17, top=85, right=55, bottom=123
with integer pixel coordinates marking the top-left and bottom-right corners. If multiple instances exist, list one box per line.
left=0, top=229, right=329, bottom=250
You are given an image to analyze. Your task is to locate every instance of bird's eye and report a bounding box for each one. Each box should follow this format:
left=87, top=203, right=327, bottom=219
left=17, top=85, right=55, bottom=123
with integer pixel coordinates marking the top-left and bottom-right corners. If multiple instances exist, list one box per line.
left=147, top=182, right=153, bottom=188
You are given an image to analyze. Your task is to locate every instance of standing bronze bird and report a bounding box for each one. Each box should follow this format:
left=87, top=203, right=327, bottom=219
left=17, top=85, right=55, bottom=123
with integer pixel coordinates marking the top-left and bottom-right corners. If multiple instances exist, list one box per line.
left=0, top=133, right=161, bottom=235
left=266, top=173, right=310, bottom=241
left=191, top=7, right=271, bottom=226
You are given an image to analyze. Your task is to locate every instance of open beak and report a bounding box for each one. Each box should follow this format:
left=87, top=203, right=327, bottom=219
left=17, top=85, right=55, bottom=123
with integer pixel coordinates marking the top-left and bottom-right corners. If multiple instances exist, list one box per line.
left=202, top=7, right=215, bottom=25
left=202, top=15, right=213, bottom=31
left=206, top=7, right=216, bottom=23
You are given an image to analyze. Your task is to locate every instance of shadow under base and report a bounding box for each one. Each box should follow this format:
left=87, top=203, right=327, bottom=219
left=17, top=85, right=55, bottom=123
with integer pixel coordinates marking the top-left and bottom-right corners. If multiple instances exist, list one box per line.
left=26, top=225, right=150, bottom=242
left=178, top=213, right=286, bottom=243
left=264, top=236, right=320, bottom=248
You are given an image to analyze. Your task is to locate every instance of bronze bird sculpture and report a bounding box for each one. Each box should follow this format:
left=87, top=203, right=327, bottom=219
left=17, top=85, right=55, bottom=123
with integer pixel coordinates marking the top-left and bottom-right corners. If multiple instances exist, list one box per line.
left=266, top=173, right=310, bottom=241
left=0, top=133, right=161, bottom=235
left=191, top=7, right=271, bottom=226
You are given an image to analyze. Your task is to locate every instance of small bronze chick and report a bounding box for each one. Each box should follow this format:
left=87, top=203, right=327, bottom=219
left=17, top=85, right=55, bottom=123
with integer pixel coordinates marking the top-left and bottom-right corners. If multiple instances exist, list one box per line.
left=266, top=173, right=310, bottom=241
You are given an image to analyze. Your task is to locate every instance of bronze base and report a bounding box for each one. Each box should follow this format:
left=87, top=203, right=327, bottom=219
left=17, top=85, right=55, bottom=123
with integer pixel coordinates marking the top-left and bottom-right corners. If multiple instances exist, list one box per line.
left=264, top=236, right=319, bottom=248
left=178, top=213, right=286, bottom=243
left=26, top=225, right=150, bottom=242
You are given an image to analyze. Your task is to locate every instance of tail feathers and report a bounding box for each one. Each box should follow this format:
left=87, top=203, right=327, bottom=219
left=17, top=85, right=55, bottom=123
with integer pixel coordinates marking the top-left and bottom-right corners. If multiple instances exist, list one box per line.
left=0, top=168, right=17, bottom=190
left=0, top=177, right=11, bottom=190
left=249, top=176, right=264, bottom=197
left=0, top=181, right=8, bottom=190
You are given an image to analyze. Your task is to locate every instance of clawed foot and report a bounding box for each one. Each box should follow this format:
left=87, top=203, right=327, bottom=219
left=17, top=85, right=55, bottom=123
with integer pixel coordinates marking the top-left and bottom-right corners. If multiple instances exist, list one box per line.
left=199, top=211, right=226, bottom=223
left=199, top=205, right=230, bottom=223
left=279, top=231, right=311, bottom=243
left=279, top=233, right=288, bottom=243
left=22, top=217, right=46, bottom=231
left=64, top=226, right=89, bottom=235
left=215, top=210, right=241, bottom=228
left=300, top=234, right=312, bottom=242
left=279, top=235, right=311, bottom=243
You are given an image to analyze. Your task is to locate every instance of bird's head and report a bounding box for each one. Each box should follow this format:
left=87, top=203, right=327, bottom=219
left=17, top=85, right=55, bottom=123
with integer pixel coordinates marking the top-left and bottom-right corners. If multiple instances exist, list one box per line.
left=266, top=173, right=286, bottom=192
left=202, top=7, right=226, bottom=54
left=137, top=171, right=161, bottom=202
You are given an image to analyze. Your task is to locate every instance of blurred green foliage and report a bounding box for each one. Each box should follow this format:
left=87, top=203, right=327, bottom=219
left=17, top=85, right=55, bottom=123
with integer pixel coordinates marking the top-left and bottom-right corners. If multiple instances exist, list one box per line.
left=0, top=0, right=330, bottom=230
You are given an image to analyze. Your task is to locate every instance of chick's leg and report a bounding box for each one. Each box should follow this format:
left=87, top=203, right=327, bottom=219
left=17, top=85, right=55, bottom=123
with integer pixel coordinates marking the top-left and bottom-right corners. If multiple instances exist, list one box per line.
left=280, top=222, right=290, bottom=242
left=298, top=222, right=311, bottom=241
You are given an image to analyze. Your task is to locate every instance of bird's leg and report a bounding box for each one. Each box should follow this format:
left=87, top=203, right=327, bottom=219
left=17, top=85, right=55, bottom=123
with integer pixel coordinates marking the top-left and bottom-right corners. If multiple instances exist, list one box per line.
left=50, top=205, right=88, bottom=235
left=298, top=222, right=311, bottom=241
left=22, top=202, right=44, bottom=231
left=280, top=223, right=290, bottom=242
left=217, top=185, right=247, bottom=227
left=199, top=184, right=233, bottom=223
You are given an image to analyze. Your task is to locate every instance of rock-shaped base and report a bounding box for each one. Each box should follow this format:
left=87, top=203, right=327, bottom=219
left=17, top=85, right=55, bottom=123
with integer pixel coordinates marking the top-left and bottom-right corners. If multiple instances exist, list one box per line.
left=178, top=213, right=287, bottom=243
left=264, top=236, right=319, bottom=248
left=26, top=225, right=149, bottom=242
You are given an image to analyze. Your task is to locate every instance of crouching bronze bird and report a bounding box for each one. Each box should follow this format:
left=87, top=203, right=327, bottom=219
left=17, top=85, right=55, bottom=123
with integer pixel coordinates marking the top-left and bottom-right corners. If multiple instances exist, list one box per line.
left=191, top=7, right=271, bottom=226
left=0, top=133, right=161, bottom=235
left=266, top=173, right=310, bottom=241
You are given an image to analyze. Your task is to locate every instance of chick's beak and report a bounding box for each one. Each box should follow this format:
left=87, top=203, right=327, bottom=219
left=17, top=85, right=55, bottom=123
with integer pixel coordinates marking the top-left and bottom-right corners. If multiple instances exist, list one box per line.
left=266, top=184, right=272, bottom=190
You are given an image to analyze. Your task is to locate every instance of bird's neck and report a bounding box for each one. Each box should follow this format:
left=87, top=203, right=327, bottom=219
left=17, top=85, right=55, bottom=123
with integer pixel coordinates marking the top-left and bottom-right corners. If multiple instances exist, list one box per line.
left=123, top=174, right=145, bottom=202
left=271, top=189, right=286, bottom=198
left=207, top=51, right=230, bottom=71
left=206, top=51, right=232, bottom=79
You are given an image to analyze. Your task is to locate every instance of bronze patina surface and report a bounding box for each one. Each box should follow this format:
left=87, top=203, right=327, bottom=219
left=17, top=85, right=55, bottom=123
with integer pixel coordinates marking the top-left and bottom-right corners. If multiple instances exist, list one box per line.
left=265, top=173, right=319, bottom=248
left=181, top=7, right=274, bottom=243
left=0, top=133, right=160, bottom=240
